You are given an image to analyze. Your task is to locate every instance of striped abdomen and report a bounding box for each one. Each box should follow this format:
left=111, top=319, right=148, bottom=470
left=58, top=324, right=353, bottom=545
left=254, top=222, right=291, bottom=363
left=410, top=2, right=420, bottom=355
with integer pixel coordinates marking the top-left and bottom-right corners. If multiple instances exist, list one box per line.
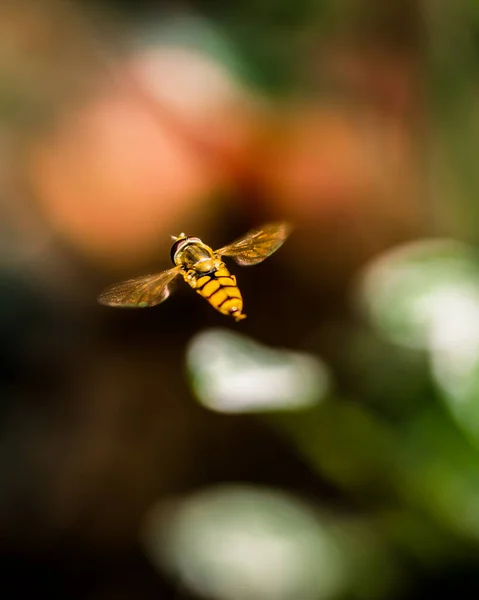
left=194, top=266, right=246, bottom=321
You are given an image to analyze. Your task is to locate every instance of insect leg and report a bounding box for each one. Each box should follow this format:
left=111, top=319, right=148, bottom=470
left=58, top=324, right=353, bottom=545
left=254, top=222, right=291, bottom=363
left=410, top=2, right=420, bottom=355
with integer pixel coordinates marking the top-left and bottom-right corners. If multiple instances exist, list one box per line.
left=184, top=270, right=197, bottom=287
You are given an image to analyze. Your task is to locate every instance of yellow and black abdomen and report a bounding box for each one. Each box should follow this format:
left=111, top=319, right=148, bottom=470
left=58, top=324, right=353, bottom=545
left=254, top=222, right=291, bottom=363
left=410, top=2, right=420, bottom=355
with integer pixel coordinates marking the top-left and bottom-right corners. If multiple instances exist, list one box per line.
left=195, top=266, right=246, bottom=321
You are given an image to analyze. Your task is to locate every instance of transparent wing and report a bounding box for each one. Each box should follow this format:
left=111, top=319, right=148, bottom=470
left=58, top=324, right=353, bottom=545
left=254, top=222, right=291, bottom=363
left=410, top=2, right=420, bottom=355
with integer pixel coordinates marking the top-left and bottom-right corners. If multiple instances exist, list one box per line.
left=215, top=222, right=292, bottom=266
left=98, top=267, right=181, bottom=308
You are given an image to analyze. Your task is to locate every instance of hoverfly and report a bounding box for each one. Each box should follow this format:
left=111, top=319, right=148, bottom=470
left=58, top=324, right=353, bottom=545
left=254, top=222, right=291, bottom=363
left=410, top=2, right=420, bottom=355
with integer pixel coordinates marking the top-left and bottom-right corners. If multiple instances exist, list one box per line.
left=98, top=222, right=291, bottom=322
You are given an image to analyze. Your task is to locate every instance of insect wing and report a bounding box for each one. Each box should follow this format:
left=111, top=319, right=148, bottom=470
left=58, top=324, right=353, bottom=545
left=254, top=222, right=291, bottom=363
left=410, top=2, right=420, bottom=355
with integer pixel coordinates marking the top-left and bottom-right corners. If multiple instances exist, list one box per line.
left=98, top=267, right=180, bottom=308
left=215, top=222, right=292, bottom=266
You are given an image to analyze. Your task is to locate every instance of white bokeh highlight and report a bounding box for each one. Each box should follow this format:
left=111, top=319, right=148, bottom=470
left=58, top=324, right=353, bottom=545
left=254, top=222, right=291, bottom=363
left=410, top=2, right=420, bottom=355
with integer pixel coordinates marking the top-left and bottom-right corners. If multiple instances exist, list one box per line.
left=142, top=486, right=348, bottom=600
left=186, top=328, right=330, bottom=413
left=357, top=238, right=479, bottom=443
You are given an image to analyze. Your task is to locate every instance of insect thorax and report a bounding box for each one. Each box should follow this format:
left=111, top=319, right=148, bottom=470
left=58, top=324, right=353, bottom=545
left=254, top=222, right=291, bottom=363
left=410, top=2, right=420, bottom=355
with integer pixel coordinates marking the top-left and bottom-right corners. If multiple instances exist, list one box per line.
left=171, top=238, right=217, bottom=274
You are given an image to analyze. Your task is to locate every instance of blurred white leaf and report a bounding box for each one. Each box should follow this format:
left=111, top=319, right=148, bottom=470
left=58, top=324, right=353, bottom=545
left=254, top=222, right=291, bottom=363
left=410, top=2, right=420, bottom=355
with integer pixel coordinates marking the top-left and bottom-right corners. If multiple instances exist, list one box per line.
left=186, top=328, right=330, bottom=413
left=142, top=485, right=348, bottom=600
left=357, top=239, right=479, bottom=349
left=357, top=239, right=479, bottom=445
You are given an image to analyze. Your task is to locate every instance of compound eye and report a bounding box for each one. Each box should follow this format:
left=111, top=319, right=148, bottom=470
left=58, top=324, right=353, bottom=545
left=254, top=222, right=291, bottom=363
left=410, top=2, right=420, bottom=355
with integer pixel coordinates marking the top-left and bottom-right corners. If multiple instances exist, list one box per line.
left=170, top=239, right=185, bottom=264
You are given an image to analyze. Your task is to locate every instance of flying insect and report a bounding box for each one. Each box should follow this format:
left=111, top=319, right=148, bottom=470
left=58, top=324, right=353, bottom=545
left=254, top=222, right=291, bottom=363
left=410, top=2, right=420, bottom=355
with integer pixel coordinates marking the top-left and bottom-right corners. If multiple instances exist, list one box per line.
left=98, top=222, right=291, bottom=322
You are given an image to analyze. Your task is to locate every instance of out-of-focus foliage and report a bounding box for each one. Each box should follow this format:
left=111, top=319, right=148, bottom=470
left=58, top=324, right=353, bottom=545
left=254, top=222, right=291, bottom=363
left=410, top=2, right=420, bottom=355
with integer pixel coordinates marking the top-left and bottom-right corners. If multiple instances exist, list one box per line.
left=358, top=240, right=479, bottom=448
left=143, top=484, right=404, bottom=600
left=3, top=0, right=479, bottom=599
left=187, top=328, right=330, bottom=413
left=144, top=486, right=349, bottom=600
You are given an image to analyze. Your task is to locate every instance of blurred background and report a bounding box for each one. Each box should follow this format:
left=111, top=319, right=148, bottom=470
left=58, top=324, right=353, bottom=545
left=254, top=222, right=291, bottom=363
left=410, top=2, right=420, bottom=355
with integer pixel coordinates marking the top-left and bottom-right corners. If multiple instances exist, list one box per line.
left=3, top=0, right=479, bottom=598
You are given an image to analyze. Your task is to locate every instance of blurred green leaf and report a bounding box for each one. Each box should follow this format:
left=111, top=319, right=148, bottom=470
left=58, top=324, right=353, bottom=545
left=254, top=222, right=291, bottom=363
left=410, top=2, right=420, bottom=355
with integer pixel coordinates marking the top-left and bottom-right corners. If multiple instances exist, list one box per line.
left=271, top=402, right=397, bottom=499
